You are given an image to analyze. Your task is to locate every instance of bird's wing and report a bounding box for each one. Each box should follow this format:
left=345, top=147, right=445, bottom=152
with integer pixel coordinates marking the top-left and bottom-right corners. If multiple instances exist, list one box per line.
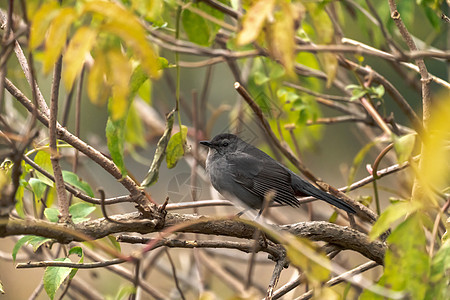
left=227, top=153, right=300, bottom=207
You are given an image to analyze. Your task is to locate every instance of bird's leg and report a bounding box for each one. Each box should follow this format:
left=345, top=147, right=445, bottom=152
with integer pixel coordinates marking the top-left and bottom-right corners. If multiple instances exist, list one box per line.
left=256, top=207, right=264, bottom=220
left=235, top=208, right=250, bottom=217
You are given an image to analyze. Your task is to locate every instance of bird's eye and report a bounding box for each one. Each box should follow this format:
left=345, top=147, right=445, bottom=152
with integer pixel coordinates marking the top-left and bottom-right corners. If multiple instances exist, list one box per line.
left=222, top=141, right=229, bottom=147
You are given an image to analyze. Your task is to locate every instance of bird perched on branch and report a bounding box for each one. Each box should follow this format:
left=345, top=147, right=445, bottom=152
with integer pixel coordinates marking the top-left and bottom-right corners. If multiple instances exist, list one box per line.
left=200, top=133, right=356, bottom=216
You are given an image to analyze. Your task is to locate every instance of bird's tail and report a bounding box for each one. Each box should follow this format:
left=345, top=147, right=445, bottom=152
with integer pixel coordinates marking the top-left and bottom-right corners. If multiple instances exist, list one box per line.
left=291, top=175, right=356, bottom=214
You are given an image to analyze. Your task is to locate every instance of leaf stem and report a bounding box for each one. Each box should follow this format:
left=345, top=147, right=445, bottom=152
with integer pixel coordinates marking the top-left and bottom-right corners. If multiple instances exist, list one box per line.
left=175, top=5, right=183, bottom=131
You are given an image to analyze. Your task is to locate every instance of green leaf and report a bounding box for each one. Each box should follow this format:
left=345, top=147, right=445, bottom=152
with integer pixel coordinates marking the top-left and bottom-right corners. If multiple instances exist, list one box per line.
left=33, top=150, right=54, bottom=186
left=114, top=285, right=136, bottom=300
left=44, top=257, right=72, bottom=300
left=369, top=201, right=419, bottom=240
left=44, top=207, right=60, bottom=223
left=372, top=85, right=385, bottom=99
left=68, top=246, right=83, bottom=257
left=382, top=213, right=430, bottom=299
left=141, top=110, right=175, bottom=186
left=277, top=88, right=300, bottom=104
left=69, top=202, right=96, bottom=223
left=426, top=239, right=450, bottom=299
left=358, top=195, right=373, bottom=207
left=15, top=185, right=25, bottom=218
left=68, top=246, right=84, bottom=279
left=182, top=9, right=210, bottom=46
left=62, top=170, right=94, bottom=197
left=106, top=117, right=127, bottom=176
left=129, top=65, right=149, bottom=96
left=28, top=236, right=53, bottom=252
left=347, top=140, right=378, bottom=191
left=394, top=133, right=416, bottom=164
left=63, top=26, right=98, bottom=91
left=157, top=57, right=172, bottom=69
left=46, top=187, right=57, bottom=210
left=269, top=63, right=286, bottom=79
left=254, top=92, right=273, bottom=117
left=166, top=125, right=188, bottom=169
left=422, top=4, right=441, bottom=30
left=12, top=236, right=35, bottom=262
left=29, top=177, right=49, bottom=200
left=106, top=235, right=122, bottom=252
left=137, top=79, right=152, bottom=104
left=253, top=71, right=270, bottom=86
left=125, top=101, right=146, bottom=148
left=328, top=211, right=338, bottom=223
left=396, top=0, right=414, bottom=29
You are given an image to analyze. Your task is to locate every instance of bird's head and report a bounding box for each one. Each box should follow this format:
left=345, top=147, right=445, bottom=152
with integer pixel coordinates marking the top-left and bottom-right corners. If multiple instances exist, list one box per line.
left=200, top=133, right=243, bottom=156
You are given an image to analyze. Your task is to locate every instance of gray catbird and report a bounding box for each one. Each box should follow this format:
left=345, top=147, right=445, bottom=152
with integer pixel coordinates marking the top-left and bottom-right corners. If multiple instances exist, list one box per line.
left=200, top=133, right=356, bottom=214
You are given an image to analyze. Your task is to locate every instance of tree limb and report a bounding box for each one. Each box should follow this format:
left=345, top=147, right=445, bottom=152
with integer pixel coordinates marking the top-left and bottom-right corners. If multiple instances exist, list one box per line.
left=0, top=213, right=386, bottom=264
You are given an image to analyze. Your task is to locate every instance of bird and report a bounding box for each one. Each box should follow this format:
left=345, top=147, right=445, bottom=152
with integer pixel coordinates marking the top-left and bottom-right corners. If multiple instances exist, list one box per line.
left=200, top=133, right=356, bottom=215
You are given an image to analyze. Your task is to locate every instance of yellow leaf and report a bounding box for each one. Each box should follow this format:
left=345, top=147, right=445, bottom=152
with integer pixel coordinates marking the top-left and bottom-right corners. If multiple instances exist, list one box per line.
left=305, top=3, right=337, bottom=87
left=267, top=3, right=296, bottom=76
left=417, top=96, right=450, bottom=205
left=43, top=7, right=77, bottom=73
left=83, top=1, right=160, bottom=79
left=106, top=50, right=132, bottom=120
left=29, top=1, right=60, bottom=49
left=87, top=52, right=109, bottom=106
left=63, top=27, right=98, bottom=91
left=131, top=0, right=164, bottom=23
left=284, top=233, right=330, bottom=285
left=100, top=20, right=160, bottom=79
left=237, top=0, right=275, bottom=45
left=321, top=53, right=338, bottom=88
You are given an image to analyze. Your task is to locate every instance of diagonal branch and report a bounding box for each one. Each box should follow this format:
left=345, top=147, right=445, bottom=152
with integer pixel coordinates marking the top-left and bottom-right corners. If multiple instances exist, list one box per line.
left=4, top=78, right=154, bottom=214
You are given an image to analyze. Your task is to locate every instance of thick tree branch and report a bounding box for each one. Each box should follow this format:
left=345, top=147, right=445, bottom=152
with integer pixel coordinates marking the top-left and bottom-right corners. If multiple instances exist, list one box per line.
left=0, top=213, right=386, bottom=264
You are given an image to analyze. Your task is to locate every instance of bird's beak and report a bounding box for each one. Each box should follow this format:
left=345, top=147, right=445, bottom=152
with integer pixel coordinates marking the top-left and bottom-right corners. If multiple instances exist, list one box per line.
left=199, top=140, right=212, bottom=148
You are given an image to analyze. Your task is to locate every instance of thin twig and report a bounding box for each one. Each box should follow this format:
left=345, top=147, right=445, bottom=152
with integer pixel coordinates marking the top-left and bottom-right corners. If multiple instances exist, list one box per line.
left=22, top=155, right=133, bottom=205
left=117, top=236, right=283, bottom=260
left=164, top=248, right=186, bottom=300
left=197, top=249, right=247, bottom=295
left=199, top=0, right=241, bottom=19
left=341, top=59, right=424, bottom=134
left=16, top=258, right=126, bottom=269
left=82, top=248, right=165, bottom=300
left=266, top=256, right=287, bottom=300
left=429, top=197, right=450, bottom=257
left=295, top=261, right=379, bottom=300
left=98, top=188, right=135, bottom=225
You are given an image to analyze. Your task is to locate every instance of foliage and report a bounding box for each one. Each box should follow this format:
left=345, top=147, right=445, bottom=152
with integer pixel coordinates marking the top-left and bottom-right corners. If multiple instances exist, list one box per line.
left=0, top=0, right=448, bottom=299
